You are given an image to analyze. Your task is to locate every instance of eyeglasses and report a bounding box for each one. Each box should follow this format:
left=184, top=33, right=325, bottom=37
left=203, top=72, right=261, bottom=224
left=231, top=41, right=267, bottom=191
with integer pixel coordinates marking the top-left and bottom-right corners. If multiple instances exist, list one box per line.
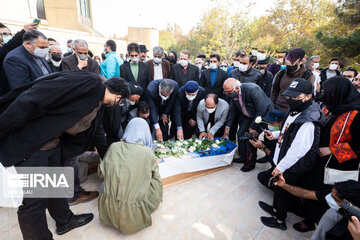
left=0, top=32, right=12, bottom=36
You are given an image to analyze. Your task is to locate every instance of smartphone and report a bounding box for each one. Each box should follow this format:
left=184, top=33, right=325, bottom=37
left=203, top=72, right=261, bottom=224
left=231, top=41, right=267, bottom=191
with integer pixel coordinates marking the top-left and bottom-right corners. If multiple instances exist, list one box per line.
left=268, top=173, right=281, bottom=187
left=33, top=19, right=41, bottom=25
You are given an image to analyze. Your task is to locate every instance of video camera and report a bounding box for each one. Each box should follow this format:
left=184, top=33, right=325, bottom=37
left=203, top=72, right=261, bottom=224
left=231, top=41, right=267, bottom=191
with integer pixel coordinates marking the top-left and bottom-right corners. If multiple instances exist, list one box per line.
left=239, top=133, right=254, bottom=141
left=339, top=199, right=360, bottom=221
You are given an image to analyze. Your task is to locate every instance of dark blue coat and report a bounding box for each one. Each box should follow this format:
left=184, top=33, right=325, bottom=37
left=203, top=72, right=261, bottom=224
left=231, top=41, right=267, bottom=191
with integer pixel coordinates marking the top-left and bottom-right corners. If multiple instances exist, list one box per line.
left=145, top=79, right=178, bottom=126
left=3, top=45, right=51, bottom=90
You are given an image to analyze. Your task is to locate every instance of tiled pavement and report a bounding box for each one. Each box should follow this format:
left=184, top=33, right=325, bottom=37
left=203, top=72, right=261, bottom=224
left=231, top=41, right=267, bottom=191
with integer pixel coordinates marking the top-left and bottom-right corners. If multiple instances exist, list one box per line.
left=0, top=162, right=315, bottom=240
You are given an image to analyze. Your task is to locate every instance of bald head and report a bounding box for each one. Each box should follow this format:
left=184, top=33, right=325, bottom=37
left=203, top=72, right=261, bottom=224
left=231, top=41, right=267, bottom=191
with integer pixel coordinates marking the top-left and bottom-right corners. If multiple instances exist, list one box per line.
left=223, top=78, right=241, bottom=95
left=205, top=93, right=218, bottom=108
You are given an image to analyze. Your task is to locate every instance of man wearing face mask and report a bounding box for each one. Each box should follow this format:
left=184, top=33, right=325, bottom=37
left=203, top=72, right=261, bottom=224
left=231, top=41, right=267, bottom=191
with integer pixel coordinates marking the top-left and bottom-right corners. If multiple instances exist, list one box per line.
left=0, top=22, right=38, bottom=95
left=308, top=55, right=321, bottom=95
left=199, top=53, right=228, bottom=99
left=174, top=81, right=206, bottom=140
left=147, top=46, right=171, bottom=80
left=230, top=54, right=262, bottom=86
left=47, top=45, right=62, bottom=72
left=256, top=57, right=273, bottom=97
left=63, top=39, right=73, bottom=57
left=121, top=42, right=151, bottom=91
left=342, top=67, right=358, bottom=82
left=170, top=49, right=199, bottom=87
left=3, top=29, right=51, bottom=90
left=319, top=58, right=341, bottom=87
left=100, top=39, right=124, bottom=79
left=194, top=57, right=205, bottom=79
left=227, top=50, right=247, bottom=77
left=145, top=79, right=178, bottom=141
left=197, top=94, right=229, bottom=140
left=61, top=39, right=100, bottom=74
left=271, top=48, right=315, bottom=111
left=259, top=78, right=323, bottom=230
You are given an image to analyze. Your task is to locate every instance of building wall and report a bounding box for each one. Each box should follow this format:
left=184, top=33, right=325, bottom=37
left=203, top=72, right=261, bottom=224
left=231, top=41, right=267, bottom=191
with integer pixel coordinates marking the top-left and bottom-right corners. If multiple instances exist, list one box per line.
left=127, top=27, right=159, bottom=56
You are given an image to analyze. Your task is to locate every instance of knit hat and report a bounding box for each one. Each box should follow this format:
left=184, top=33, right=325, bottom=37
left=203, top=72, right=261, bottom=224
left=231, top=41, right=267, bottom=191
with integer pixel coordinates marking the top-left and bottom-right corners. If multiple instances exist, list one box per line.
left=285, top=48, right=306, bottom=64
left=184, top=81, right=199, bottom=93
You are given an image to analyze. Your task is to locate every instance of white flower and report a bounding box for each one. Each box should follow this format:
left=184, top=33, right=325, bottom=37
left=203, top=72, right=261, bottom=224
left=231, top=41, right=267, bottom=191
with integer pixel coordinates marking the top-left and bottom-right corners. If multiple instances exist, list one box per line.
left=158, top=144, right=165, bottom=149
left=212, top=143, right=219, bottom=148
left=188, top=146, right=195, bottom=152
left=176, top=142, right=183, bottom=147
left=255, top=116, right=262, bottom=124
left=215, top=140, right=220, bottom=144
left=206, top=147, right=210, bottom=151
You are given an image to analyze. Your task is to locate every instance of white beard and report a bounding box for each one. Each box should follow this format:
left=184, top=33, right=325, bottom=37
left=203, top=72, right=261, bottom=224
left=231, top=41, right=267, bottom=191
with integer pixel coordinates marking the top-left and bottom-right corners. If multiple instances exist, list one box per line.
left=51, top=59, right=61, bottom=67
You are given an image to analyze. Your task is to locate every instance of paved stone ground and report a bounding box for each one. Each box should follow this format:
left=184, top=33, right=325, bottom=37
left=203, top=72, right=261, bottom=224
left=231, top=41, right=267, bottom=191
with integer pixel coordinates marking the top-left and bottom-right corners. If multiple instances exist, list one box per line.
left=0, top=160, right=315, bottom=240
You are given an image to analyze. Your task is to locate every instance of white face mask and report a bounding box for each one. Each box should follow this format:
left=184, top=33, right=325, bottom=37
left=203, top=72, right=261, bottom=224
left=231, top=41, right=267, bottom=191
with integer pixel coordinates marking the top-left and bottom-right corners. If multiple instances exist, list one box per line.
left=186, top=94, right=196, bottom=101
left=129, top=100, right=136, bottom=105
left=180, top=59, right=188, bottom=67
left=33, top=46, right=49, bottom=58
left=233, top=61, right=240, bottom=68
left=159, top=92, right=169, bottom=101
left=2, top=35, right=12, bottom=44
left=206, top=107, right=216, bottom=114
left=238, top=63, right=249, bottom=72
left=209, top=63, right=218, bottom=70
left=312, top=62, right=319, bottom=69
left=220, top=67, right=228, bottom=71
left=329, top=63, right=338, bottom=71
left=131, top=57, right=139, bottom=64
left=196, top=64, right=202, bottom=70
left=325, top=193, right=340, bottom=210
left=153, top=57, right=161, bottom=64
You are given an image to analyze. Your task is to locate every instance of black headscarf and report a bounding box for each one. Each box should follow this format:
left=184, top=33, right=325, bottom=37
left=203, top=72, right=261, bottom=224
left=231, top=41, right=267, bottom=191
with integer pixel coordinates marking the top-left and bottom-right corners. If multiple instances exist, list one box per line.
left=166, top=51, right=177, bottom=64
left=322, top=76, right=360, bottom=115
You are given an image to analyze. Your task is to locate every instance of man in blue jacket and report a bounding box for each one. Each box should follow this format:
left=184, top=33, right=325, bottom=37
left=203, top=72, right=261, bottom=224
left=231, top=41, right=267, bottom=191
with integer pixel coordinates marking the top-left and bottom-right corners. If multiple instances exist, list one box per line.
left=3, top=29, right=51, bottom=90
left=100, top=39, right=123, bottom=79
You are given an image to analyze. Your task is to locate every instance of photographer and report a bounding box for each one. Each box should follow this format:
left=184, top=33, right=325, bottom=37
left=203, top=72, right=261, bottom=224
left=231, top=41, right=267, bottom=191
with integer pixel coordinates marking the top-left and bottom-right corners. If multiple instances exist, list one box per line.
left=258, top=79, right=324, bottom=230
left=249, top=110, right=285, bottom=165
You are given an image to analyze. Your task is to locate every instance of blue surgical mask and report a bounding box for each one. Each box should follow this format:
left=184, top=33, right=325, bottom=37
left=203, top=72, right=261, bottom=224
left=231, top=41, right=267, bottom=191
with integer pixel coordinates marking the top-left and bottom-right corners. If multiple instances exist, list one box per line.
left=268, top=125, right=275, bottom=132
left=325, top=193, right=340, bottom=210
left=2, top=35, right=12, bottom=44
left=280, top=65, right=286, bottom=70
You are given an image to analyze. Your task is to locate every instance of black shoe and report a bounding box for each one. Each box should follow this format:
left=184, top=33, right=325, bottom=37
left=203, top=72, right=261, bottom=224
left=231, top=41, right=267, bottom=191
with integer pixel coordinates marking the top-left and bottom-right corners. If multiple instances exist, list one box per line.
left=257, top=156, right=269, bottom=163
left=258, top=201, right=276, bottom=216
left=261, top=216, right=287, bottom=230
left=56, top=213, right=94, bottom=235
left=233, top=157, right=246, bottom=163
left=293, top=220, right=316, bottom=232
left=240, top=163, right=255, bottom=172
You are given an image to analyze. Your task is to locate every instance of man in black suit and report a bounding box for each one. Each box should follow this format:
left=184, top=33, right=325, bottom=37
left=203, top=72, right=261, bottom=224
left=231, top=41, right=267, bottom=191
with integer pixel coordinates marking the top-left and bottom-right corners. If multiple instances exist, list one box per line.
left=61, top=39, right=100, bottom=74
left=120, top=42, right=151, bottom=91
left=256, top=58, right=273, bottom=97
left=223, top=81, right=274, bottom=172
left=3, top=29, right=52, bottom=90
left=199, top=53, right=228, bottom=99
left=170, top=49, right=199, bottom=87
left=145, top=79, right=178, bottom=141
left=174, top=81, right=206, bottom=140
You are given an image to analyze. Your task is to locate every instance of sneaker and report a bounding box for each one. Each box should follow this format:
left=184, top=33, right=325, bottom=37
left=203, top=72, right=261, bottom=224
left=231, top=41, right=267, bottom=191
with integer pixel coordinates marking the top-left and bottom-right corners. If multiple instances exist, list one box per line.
left=258, top=201, right=276, bottom=216
left=261, top=216, right=287, bottom=230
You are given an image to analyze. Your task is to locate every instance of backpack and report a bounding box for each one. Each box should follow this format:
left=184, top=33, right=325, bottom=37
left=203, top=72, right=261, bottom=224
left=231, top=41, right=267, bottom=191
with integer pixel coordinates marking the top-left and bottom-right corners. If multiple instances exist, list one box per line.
left=277, top=68, right=313, bottom=82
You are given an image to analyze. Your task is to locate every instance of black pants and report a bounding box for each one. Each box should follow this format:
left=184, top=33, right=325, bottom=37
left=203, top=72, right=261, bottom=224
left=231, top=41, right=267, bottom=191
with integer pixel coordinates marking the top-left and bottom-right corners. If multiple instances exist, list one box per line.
left=236, top=114, right=254, bottom=160
left=159, top=116, right=170, bottom=141
left=16, top=146, right=74, bottom=240
left=182, top=111, right=198, bottom=140
left=62, top=156, right=84, bottom=202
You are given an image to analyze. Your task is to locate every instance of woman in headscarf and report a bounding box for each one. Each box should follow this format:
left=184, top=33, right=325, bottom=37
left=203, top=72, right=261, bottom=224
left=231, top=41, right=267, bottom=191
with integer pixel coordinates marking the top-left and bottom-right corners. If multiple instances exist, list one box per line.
left=98, top=118, right=163, bottom=234
left=166, top=50, right=177, bottom=65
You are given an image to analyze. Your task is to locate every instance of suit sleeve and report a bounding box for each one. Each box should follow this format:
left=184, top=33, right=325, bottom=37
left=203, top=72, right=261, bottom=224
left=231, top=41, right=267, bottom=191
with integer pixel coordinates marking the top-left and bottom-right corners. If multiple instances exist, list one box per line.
left=196, top=102, right=206, bottom=133
left=3, top=56, right=31, bottom=90
left=209, top=102, right=229, bottom=135
left=0, top=30, right=24, bottom=66
left=93, top=122, right=109, bottom=159
left=199, top=71, right=205, bottom=87
left=145, top=90, right=159, bottom=126
left=225, top=99, right=236, bottom=127
left=252, top=88, right=272, bottom=117
left=164, top=85, right=178, bottom=116
left=174, top=91, right=182, bottom=128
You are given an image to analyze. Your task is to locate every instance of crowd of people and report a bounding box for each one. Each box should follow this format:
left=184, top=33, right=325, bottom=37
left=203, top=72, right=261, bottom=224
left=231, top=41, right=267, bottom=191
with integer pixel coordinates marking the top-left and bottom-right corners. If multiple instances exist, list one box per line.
left=0, top=22, right=360, bottom=240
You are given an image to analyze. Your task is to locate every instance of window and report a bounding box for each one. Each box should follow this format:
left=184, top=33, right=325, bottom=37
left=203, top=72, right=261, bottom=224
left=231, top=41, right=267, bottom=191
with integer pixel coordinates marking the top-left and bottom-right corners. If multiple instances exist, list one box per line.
left=79, top=0, right=90, bottom=18
left=28, top=0, right=46, bottom=20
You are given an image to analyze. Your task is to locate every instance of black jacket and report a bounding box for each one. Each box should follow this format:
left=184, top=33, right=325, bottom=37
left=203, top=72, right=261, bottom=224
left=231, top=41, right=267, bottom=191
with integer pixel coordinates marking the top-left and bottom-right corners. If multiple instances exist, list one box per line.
left=145, top=79, right=178, bottom=126
left=0, top=29, right=25, bottom=95
left=61, top=54, right=100, bottom=74
left=278, top=102, right=325, bottom=175
left=120, top=61, right=151, bottom=91
left=319, top=68, right=341, bottom=88
left=258, top=70, right=273, bottom=98
left=199, top=68, right=228, bottom=99
left=230, top=67, right=262, bottom=85
left=226, top=83, right=274, bottom=127
left=174, top=86, right=206, bottom=127
left=170, top=63, right=199, bottom=87
left=0, top=71, right=106, bottom=166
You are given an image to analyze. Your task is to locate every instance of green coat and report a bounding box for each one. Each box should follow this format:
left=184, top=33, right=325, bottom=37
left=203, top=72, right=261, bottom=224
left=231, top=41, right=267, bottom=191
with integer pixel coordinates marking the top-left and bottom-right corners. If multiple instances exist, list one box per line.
left=98, top=141, right=163, bottom=234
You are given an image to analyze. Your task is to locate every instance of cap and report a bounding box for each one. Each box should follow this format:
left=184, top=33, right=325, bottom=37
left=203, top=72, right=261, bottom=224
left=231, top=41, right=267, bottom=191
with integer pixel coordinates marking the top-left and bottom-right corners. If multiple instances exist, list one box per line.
left=257, top=57, right=270, bottom=65
left=139, top=45, right=148, bottom=52
left=281, top=78, right=313, bottom=98
left=184, top=81, right=199, bottom=93
left=263, top=110, right=286, bottom=123
left=197, top=54, right=206, bottom=59
left=128, top=83, right=143, bottom=96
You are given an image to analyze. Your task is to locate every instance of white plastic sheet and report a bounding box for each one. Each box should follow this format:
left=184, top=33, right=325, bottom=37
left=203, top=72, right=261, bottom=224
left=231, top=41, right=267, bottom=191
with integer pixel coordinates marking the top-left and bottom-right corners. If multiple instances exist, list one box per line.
left=0, top=163, right=23, bottom=208
left=159, top=148, right=237, bottom=179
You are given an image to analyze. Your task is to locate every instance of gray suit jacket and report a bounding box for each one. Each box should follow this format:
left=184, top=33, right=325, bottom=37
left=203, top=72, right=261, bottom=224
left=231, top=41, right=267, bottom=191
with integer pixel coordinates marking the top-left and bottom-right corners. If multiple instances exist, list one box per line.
left=196, top=98, right=229, bottom=135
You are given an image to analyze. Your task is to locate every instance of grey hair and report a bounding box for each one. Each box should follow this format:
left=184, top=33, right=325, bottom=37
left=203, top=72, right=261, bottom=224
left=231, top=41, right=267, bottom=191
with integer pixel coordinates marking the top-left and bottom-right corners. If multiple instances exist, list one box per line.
left=159, top=79, right=174, bottom=94
left=153, top=46, right=164, bottom=55
left=194, top=58, right=203, bottom=64
left=72, top=39, right=88, bottom=49
left=49, top=45, right=62, bottom=54
left=22, top=29, right=47, bottom=43
left=309, top=55, right=320, bottom=62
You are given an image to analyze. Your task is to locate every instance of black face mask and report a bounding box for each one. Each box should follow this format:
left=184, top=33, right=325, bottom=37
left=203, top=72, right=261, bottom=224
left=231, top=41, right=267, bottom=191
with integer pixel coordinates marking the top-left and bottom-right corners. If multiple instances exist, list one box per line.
left=286, top=64, right=299, bottom=74
left=287, top=97, right=312, bottom=114
left=167, top=56, right=176, bottom=64
left=51, top=54, right=62, bottom=62
left=228, top=91, right=237, bottom=99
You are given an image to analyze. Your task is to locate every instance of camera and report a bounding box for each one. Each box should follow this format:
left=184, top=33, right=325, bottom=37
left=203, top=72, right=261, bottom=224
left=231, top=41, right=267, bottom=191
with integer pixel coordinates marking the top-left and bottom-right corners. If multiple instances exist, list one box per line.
left=338, top=199, right=360, bottom=220
left=239, top=132, right=254, bottom=141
